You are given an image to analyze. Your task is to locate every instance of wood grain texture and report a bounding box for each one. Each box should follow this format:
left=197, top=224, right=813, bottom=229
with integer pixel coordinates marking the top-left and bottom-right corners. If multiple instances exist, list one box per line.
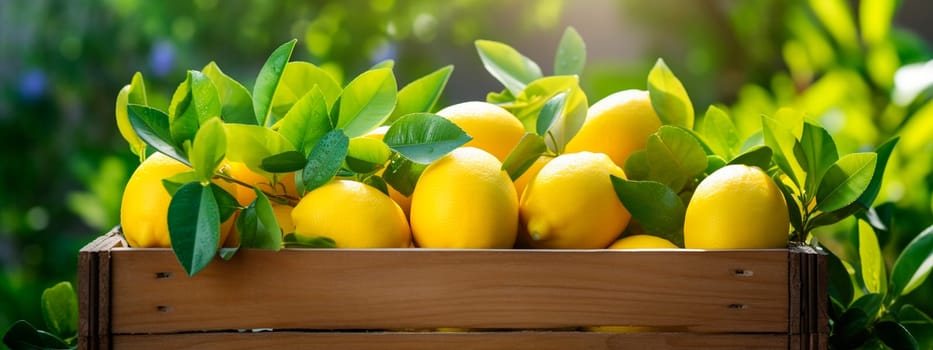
left=78, top=230, right=122, bottom=350
left=112, top=331, right=790, bottom=350
left=108, top=248, right=790, bottom=334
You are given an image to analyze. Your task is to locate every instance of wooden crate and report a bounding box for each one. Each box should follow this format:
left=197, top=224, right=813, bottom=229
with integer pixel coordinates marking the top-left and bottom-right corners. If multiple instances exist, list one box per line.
left=78, top=229, right=828, bottom=349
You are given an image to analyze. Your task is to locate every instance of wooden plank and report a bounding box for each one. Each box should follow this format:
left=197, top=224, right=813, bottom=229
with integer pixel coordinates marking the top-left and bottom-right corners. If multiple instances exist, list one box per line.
left=112, top=331, right=790, bottom=350
left=109, top=248, right=790, bottom=334
left=78, top=230, right=123, bottom=350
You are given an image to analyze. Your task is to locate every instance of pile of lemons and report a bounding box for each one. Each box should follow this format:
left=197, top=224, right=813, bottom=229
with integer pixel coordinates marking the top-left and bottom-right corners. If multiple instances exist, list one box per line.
left=121, top=91, right=789, bottom=251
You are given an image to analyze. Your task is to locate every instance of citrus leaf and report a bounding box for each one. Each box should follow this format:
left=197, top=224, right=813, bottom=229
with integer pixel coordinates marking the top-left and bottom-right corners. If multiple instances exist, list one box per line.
left=475, top=39, right=543, bottom=95
left=554, top=26, right=586, bottom=76
left=271, top=61, right=342, bottom=122
left=209, top=182, right=238, bottom=223
left=190, top=118, right=226, bottom=182
left=363, top=175, right=389, bottom=195
left=889, top=224, right=933, bottom=299
left=116, top=72, right=149, bottom=158
left=387, top=65, right=453, bottom=124
left=40, top=282, right=77, bottom=340
left=487, top=88, right=515, bottom=104
left=383, top=157, right=427, bottom=197
left=816, top=153, right=877, bottom=213
left=162, top=171, right=200, bottom=196
left=647, top=58, right=694, bottom=129
left=645, top=126, right=707, bottom=191
left=254, top=39, right=297, bottom=127
left=335, top=68, right=397, bottom=137
left=728, top=145, right=773, bottom=169
left=898, top=305, right=933, bottom=347
left=128, top=104, right=189, bottom=165
left=797, top=122, right=838, bottom=197
left=774, top=175, right=805, bottom=236
left=168, top=181, right=221, bottom=276
left=502, top=133, right=547, bottom=181
left=610, top=176, right=686, bottom=247
left=761, top=114, right=804, bottom=186
left=546, top=86, right=587, bottom=154
left=346, top=137, right=392, bottom=174
left=623, top=150, right=649, bottom=181
left=809, top=201, right=866, bottom=229
left=876, top=321, right=920, bottom=350
left=283, top=234, right=336, bottom=248
left=536, top=91, right=567, bottom=136
left=826, top=250, right=855, bottom=306
left=384, top=113, right=471, bottom=164
left=857, top=137, right=898, bottom=208
left=706, top=155, right=726, bottom=174
left=169, top=70, right=222, bottom=146
left=302, top=129, right=349, bottom=193
left=247, top=189, right=282, bottom=250
left=2, top=320, right=70, bottom=350
left=858, top=220, right=887, bottom=295
left=274, top=85, right=332, bottom=155
left=202, top=62, right=255, bottom=125
left=260, top=151, right=306, bottom=173
left=224, top=123, right=296, bottom=177
left=509, top=75, right=580, bottom=131
left=698, top=105, right=738, bottom=159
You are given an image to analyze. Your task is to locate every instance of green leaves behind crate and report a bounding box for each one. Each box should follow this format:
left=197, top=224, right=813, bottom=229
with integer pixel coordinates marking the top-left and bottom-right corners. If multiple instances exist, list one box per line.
left=3, top=281, right=79, bottom=349
left=333, top=68, right=397, bottom=138
left=115, top=72, right=149, bottom=160
left=387, top=65, right=454, bottom=124
left=647, top=58, right=694, bottom=129
left=254, top=39, right=297, bottom=127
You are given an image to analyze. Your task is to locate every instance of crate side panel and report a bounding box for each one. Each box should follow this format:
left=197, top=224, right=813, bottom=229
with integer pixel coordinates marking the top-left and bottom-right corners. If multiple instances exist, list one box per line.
left=112, top=332, right=790, bottom=350
left=110, top=249, right=789, bottom=334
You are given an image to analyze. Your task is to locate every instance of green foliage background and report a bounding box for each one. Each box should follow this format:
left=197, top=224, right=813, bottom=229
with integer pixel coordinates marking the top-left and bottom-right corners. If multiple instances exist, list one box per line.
left=1, top=0, right=931, bottom=341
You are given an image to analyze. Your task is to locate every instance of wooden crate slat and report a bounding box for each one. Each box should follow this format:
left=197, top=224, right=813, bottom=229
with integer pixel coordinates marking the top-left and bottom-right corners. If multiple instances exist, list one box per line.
left=109, top=248, right=789, bottom=334
left=112, top=331, right=790, bottom=350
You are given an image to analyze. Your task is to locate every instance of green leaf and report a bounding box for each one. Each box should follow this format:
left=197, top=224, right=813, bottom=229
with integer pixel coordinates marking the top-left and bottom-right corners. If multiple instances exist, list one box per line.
left=40, top=282, right=77, bottom=340
left=610, top=177, right=686, bottom=247
left=502, top=133, right=547, bottom=181
left=383, top=157, right=427, bottom=197
left=796, top=122, right=838, bottom=197
left=761, top=115, right=804, bottom=186
left=371, top=59, right=395, bottom=70
left=857, top=137, right=898, bottom=208
left=210, top=182, right=239, bottom=223
left=335, top=68, right=398, bottom=137
left=363, top=175, right=389, bottom=195
left=202, top=62, right=255, bottom=125
left=247, top=189, right=283, bottom=249
left=645, top=126, right=707, bottom=191
left=858, top=220, right=887, bottom=295
left=889, top=225, right=933, bottom=299
left=189, top=118, right=226, bottom=182
left=302, top=129, right=349, bottom=193
left=486, top=88, right=515, bottom=104
left=898, top=305, right=933, bottom=347
left=875, top=321, right=919, bottom=350
left=554, top=26, right=586, bottom=76
left=647, top=58, right=694, bottom=129
left=168, top=182, right=221, bottom=276
left=169, top=70, right=222, bottom=146
left=346, top=137, right=392, bottom=174
left=283, top=233, right=337, bottom=248
left=224, top=123, right=297, bottom=177
left=705, top=155, right=726, bottom=174
left=623, top=150, right=649, bottom=181
left=851, top=292, right=884, bottom=323
left=260, top=151, right=307, bottom=173
left=162, top=171, right=200, bottom=196
left=508, top=75, right=580, bottom=131
left=816, top=153, right=877, bottom=213
left=536, top=91, right=567, bottom=136
left=387, top=65, right=453, bottom=124
left=271, top=61, right=342, bottom=122
left=774, top=175, right=805, bottom=236
left=274, top=86, right=332, bottom=155
left=128, top=104, right=189, bottom=165
left=384, top=113, right=471, bottom=164
left=833, top=307, right=871, bottom=346
left=2, top=320, right=70, bottom=350
left=115, top=73, right=149, bottom=158
left=809, top=201, right=866, bottom=229
left=826, top=250, right=855, bottom=306
left=698, top=105, right=738, bottom=159
left=254, top=39, right=297, bottom=127
left=728, top=145, right=773, bottom=170
left=475, top=39, right=543, bottom=95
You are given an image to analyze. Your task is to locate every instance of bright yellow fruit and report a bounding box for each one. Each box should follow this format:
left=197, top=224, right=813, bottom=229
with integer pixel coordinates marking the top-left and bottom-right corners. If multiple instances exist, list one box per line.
left=121, top=152, right=235, bottom=248
left=684, top=164, right=790, bottom=249
left=608, top=235, right=678, bottom=249
left=410, top=147, right=518, bottom=248
left=520, top=152, right=631, bottom=249
left=436, top=101, right=525, bottom=162
left=564, top=90, right=662, bottom=168
left=292, top=180, right=410, bottom=248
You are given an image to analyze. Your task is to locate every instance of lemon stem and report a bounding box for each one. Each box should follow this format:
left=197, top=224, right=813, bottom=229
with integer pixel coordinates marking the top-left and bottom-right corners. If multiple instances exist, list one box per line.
left=213, top=172, right=300, bottom=206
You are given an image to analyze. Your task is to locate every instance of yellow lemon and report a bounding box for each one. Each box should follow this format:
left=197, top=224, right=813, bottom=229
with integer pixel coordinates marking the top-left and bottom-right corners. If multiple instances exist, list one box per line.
left=520, top=152, right=631, bottom=249
left=436, top=101, right=525, bottom=162
left=564, top=90, right=662, bottom=168
left=410, top=147, right=518, bottom=248
left=363, top=126, right=412, bottom=216
left=684, top=164, right=790, bottom=249
left=121, top=152, right=235, bottom=248
left=608, top=235, right=678, bottom=249
left=292, top=180, right=410, bottom=248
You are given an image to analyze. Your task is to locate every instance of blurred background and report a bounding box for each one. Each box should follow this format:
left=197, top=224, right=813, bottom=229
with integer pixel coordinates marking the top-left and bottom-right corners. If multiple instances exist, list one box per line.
left=1, top=0, right=932, bottom=333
